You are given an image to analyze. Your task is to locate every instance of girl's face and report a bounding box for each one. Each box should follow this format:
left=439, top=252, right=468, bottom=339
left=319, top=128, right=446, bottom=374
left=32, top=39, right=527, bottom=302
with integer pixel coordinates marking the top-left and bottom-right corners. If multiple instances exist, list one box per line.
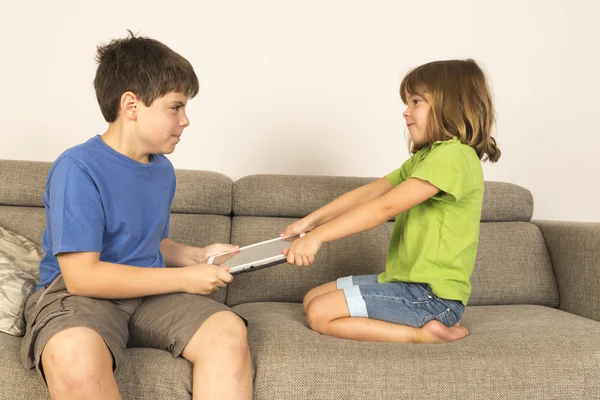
left=403, top=91, right=431, bottom=145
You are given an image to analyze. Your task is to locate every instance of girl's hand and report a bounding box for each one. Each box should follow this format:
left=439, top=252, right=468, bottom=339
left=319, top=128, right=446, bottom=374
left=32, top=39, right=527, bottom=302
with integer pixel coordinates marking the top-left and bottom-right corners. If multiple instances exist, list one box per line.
left=180, top=264, right=233, bottom=295
left=200, top=243, right=240, bottom=263
left=280, top=218, right=315, bottom=237
left=282, top=235, right=322, bottom=267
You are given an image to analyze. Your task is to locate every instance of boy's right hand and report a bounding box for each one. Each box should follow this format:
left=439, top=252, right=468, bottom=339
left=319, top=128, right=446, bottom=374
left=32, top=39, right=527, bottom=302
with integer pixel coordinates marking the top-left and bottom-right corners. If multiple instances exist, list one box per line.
left=180, top=264, right=233, bottom=295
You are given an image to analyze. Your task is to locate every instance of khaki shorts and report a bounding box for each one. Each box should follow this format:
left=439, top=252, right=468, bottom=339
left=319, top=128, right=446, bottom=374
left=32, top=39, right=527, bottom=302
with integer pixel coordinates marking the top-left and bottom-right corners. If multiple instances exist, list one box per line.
left=20, top=274, right=246, bottom=384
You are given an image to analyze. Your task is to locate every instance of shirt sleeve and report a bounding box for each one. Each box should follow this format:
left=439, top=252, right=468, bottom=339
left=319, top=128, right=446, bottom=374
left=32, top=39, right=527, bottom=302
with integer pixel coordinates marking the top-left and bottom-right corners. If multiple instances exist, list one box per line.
left=47, top=157, right=105, bottom=255
left=409, top=144, right=475, bottom=203
left=385, top=156, right=414, bottom=187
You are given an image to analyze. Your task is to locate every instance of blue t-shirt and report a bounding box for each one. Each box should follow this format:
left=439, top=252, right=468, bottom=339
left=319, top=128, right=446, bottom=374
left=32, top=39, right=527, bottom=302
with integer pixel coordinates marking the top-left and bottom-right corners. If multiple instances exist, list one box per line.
left=37, top=135, right=176, bottom=289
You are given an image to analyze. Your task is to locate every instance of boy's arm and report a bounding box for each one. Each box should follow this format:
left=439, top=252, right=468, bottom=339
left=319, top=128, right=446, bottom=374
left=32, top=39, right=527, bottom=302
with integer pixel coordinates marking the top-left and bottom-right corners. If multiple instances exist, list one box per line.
left=57, top=252, right=232, bottom=299
left=283, top=177, right=394, bottom=235
left=160, top=239, right=239, bottom=267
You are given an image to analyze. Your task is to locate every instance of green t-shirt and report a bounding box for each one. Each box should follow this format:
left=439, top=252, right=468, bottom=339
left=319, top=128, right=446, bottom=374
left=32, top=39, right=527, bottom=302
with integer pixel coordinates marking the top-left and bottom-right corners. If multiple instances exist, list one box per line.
left=378, top=138, right=484, bottom=305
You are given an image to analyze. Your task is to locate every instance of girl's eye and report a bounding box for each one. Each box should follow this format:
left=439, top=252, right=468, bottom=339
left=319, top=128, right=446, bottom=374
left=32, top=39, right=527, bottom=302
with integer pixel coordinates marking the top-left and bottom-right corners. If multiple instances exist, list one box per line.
left=413, top=99, right=420, bottom=105
left=172, top=106, right=181, bottom=112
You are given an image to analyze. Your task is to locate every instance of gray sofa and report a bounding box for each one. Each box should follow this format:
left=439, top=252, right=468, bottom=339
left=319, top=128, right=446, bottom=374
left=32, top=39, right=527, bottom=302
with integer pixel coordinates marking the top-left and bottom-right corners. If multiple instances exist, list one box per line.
left=1, top=159, right=599, bottom=399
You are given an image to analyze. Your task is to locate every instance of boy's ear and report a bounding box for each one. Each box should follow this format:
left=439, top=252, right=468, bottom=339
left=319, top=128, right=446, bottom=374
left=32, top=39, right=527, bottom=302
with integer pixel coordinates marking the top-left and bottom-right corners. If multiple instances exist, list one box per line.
left=120, top=91, right=139, bottom=121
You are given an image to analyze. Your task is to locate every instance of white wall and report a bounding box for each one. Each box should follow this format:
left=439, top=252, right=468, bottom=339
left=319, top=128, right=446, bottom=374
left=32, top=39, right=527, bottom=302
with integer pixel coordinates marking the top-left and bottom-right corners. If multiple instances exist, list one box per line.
left=1, top=0, right=598, bottom=222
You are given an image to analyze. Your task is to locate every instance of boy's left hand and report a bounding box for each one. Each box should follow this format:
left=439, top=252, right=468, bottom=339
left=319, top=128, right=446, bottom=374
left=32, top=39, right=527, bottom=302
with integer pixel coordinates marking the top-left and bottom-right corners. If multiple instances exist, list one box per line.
left=282, top=235, right=322, bottom=267
left=198, top=243, right=240, bottom=263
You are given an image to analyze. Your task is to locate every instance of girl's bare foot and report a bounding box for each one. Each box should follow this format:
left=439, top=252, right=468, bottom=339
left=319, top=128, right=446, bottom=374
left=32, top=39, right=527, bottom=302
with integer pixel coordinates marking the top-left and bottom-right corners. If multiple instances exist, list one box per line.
left=417, top=320, right=469, bottom=343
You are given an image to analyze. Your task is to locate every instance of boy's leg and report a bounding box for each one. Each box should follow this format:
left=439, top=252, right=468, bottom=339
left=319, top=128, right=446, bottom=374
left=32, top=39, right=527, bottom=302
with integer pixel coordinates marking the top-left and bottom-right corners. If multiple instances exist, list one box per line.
left=182, top=311, right=252, bottom=400
left=21, top=275, right=135, bottom=400
left=305, top=287, right=469, bottom=344
left=42, top=327, right=121, bottom=400
left=129, top=293, right=252, bottom=400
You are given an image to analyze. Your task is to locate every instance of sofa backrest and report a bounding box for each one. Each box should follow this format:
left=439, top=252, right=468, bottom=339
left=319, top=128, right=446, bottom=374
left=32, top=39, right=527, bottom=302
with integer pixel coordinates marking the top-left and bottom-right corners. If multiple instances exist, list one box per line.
left=226, top=175, right=559, bottom=307
left=0, top=160, right=560, bottom=308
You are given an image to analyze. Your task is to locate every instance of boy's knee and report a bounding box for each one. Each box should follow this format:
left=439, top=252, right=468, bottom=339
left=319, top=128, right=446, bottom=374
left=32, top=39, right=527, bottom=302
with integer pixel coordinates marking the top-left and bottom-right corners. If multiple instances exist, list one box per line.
left=211, top=311, right=248, bottom=338
left=42, top=327, right=113, bottom=388
left=188, top=311, right=249, bottom=360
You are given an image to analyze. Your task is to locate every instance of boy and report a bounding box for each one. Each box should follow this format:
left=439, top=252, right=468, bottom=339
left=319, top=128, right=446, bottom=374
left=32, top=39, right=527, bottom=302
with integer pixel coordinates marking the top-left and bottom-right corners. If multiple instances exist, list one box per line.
left=20, top=32, right=252, bottom=400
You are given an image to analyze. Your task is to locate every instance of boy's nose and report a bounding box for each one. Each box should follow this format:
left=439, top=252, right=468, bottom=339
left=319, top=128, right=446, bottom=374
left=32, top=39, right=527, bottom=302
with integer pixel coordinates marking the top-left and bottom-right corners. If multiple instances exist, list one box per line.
left=403, top=109, right=409, bottom=118
left=181, top=114, right=190, bottom=128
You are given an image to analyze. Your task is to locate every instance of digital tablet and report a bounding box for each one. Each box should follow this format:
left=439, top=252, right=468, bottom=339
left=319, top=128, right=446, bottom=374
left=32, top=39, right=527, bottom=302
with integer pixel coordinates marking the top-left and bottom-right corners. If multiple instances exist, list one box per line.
left=206, top=233, right=306, bottom=274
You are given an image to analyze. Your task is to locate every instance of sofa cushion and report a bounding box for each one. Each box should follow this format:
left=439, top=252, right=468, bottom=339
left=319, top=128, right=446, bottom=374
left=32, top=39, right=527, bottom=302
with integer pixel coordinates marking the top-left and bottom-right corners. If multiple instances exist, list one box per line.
left=469, top=221, right=558, bottom=307
left=170, top=169, right=233, bottom=215
left=233, top=175, right=533, bottom=222
left=0, top=160, right=50, bottom=208
left=0, top=206, right=46, bottom=246
left=0, top=226, right=41, bottom=335
left=0, top=331, right=193, bottom=400
left=225, top=217, right=559, bottom=307
left=235, top=302, right=600, bottom=400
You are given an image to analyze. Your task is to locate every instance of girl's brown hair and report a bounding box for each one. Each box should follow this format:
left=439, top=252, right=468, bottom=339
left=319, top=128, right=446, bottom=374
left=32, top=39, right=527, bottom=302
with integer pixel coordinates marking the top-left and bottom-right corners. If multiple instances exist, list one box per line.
left=400, top=59, right=500, bottom=162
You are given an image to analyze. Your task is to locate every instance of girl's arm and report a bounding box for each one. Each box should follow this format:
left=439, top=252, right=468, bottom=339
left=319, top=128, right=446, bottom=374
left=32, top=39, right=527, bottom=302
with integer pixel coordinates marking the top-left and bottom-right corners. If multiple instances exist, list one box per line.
left=160, top=239, right=238, bottom=267
left=284, top=178, right=439, bottom=266
left=282, top=177, right=394, bottom=235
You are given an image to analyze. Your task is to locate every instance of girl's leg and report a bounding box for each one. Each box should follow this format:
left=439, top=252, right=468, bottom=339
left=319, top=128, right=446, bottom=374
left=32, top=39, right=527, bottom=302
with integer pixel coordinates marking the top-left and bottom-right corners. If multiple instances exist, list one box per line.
left=303, top=281, right=337, bottom=313
left=303, top=275, right=379, bottom=314
left=305, top=290, right=469, bottom=344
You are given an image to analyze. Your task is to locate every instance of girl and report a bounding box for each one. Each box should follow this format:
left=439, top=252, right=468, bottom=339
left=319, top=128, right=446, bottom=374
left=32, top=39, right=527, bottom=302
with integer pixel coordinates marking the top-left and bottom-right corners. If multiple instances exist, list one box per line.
left=282, top=59, right=500, bottom=344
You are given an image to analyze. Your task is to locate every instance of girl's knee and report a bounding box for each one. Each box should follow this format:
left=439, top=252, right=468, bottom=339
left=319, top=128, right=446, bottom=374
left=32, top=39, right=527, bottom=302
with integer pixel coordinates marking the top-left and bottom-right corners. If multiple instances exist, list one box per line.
left=303, top=281, right=337, bottom=311
left=305, top=301, right=328, bottom=333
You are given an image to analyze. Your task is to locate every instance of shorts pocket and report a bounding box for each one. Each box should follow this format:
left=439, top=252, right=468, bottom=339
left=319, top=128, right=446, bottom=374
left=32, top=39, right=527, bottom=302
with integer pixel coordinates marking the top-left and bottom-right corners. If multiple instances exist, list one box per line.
left=21, top=278, right=77, bottom=370
left=409, top=284, right=435, bottom=305
left=434, top=307, right=459, bottom=328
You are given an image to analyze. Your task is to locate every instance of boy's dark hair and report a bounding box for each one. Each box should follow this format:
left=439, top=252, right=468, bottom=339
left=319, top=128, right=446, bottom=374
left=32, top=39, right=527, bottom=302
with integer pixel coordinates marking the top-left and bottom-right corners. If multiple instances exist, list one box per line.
left=94, top=30, right=199, bottom=122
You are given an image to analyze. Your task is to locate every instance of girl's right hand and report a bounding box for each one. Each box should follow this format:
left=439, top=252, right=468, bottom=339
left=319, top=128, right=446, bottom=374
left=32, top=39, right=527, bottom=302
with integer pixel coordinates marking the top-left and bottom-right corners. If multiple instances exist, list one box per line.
left=180, top=264, right=233, bottom=295
left=280, top=217, right=315, bottom=237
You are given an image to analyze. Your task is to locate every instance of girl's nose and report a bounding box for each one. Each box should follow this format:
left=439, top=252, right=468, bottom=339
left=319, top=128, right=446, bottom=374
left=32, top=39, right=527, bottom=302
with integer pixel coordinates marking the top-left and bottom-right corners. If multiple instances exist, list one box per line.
left=403, top=108, right=409, bottom=118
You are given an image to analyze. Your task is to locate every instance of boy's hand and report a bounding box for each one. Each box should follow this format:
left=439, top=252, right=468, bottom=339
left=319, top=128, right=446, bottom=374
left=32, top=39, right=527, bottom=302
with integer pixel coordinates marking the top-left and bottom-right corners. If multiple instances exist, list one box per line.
left=199, top=243, right=240, bottom=263
left=280, top=218, right=314, bottom=238
left=282, top=235, right=322, bottom=267
left=180, top=264, right=233, bottom=295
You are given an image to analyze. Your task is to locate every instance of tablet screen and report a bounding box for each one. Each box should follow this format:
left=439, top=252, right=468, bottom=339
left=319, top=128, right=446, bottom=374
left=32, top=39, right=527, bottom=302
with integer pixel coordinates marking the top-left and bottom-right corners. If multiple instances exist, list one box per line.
left=208, top=233, right=305, bottom=269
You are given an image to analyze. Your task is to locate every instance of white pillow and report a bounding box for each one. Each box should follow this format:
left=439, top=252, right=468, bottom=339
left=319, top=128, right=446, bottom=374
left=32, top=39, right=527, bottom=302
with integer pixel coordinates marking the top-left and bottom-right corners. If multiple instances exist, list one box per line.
left=0, top=226, right=41, bottom=336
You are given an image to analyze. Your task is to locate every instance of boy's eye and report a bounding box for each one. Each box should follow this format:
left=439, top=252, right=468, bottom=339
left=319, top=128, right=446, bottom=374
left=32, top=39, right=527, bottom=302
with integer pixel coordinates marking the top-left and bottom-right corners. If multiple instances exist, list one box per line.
left=172, top=106, right=181, bottom=112
left=413, top=99, right=420, bottom=105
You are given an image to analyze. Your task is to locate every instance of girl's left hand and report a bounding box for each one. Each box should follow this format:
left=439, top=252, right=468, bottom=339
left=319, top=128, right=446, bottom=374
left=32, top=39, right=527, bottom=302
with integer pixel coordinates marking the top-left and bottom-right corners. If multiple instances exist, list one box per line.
left=200, top=243, right=240, bottom=263
left=282, top=235, right=322, bottom=267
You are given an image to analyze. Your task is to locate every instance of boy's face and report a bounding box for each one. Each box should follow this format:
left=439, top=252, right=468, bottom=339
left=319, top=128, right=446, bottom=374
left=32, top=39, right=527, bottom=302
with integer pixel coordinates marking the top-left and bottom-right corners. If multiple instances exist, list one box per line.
left=403, top=91, right=431, bottom=146
left=135, top=91, right=190, bottom=155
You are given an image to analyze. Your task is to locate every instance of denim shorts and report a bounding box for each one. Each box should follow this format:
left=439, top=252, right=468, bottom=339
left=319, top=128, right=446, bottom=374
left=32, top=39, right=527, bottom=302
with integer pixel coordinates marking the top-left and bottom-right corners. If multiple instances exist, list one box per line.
left=337, top=274, right=465, bottom=328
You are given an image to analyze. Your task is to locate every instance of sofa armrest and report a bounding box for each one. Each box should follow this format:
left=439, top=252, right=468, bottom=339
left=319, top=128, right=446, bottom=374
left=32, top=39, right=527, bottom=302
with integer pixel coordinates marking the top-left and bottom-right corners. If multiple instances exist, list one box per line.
left=533, top=220, right=600, bottom=322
